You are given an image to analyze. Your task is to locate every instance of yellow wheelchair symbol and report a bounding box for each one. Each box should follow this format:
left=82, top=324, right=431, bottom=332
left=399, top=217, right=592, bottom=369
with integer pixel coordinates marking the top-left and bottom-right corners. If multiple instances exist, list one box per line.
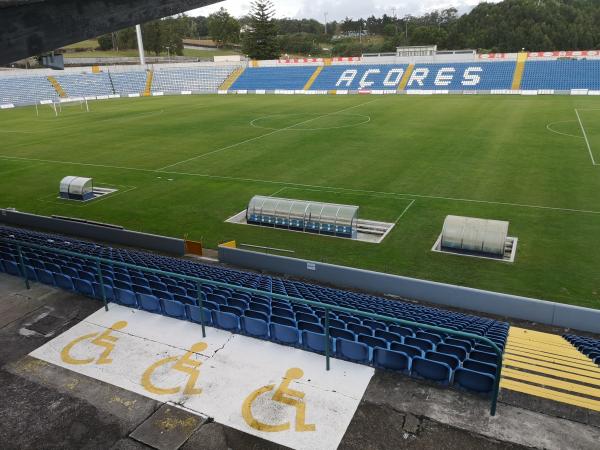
left=242, top=368, right=316, bottom=433
left=141, top=342, right=207, bottom=396
left=61, top=321, right=128, bottom=365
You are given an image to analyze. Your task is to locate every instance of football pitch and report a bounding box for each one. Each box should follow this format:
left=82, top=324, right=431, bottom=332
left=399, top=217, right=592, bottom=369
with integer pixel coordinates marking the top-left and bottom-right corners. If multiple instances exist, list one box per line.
left=1, top=94, right=599, bottom=309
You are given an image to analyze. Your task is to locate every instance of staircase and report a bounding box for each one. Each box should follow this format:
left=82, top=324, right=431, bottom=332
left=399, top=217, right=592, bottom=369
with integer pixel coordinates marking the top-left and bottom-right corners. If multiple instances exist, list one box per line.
left=303, top=66, right=323, bottom=91
left=47, top=76, right=66, bottom=98
left=397, top=64, right=415, bottom=91
left=219, top=67, right=245, bottom=91
left=501, top=327, right=600, bottom=412
left=511, top=52, right=528, bottom=90
left=144, top=70, right=154, bottom=96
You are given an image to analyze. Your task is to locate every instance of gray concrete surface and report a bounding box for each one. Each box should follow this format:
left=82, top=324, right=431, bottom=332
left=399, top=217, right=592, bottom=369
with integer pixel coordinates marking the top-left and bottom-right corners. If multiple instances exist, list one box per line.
left=1, top=274, right=600, bottom=449
left=364, top=372, right=600, bottom=450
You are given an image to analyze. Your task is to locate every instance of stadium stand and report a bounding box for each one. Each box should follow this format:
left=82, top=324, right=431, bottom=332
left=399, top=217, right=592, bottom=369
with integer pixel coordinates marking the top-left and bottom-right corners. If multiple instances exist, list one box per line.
left=231, top=66, right=317, bottom=91
left=310, top=64, right=409, bottom=91
left=0, top=76, right=58, bottom=105
left=405, top=62, right=516, bottom=90
left=521, top=60, right=600, bottom=90
left=563, top=334, right=600, bottom=366
left=54, top=73, right=113, bottom=97
left=151, top=66, right=238, bottom=92
left=3, top=58, right=600, bottom=105
left=0, top=224, right=508, bottom=395
left=109, top=71, right=148, bottom=96
left=307, top=62, right=515, bottom=91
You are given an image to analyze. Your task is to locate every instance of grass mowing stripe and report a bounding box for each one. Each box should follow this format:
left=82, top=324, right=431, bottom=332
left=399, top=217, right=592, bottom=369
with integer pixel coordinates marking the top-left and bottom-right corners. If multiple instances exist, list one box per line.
left=156, top=99, right=378, bottom=170
left=3, top=95, right=600, bottom=308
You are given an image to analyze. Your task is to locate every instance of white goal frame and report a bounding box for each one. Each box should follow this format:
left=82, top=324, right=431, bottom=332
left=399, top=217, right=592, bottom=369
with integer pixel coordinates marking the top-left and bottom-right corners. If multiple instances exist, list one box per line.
left=53, top=98, right=90, bottom=116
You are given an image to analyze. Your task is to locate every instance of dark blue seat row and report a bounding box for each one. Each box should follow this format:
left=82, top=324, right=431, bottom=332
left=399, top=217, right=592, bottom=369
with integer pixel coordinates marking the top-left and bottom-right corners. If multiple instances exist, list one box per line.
left=0, top=224, right=507, bottom=395
left=563, top=334, right=600, bottom=366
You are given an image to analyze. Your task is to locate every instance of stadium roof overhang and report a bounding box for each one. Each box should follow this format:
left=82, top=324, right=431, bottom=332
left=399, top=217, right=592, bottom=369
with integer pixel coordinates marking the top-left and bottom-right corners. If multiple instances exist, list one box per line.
left=0, top=0, right=223, bottom=66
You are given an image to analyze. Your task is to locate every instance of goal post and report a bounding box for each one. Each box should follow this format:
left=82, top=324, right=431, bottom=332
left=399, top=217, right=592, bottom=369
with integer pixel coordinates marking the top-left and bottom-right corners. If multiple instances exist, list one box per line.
left=55, top=98, right=90, bottom=115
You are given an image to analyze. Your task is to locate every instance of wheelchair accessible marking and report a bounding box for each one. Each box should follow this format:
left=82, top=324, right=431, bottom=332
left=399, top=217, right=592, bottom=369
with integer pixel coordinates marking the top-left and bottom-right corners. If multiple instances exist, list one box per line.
left=30, top=305, right=374, bottom=450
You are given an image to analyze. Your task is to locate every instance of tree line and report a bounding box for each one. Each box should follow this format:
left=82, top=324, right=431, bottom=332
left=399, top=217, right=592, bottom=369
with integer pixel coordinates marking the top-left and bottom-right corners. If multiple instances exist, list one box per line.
left=98, top=0, right=600, bottom=58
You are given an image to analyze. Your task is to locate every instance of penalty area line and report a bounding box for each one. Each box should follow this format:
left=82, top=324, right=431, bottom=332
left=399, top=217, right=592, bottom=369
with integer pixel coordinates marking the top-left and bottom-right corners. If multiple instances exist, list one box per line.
left=575, top=108, right=598, bottom=166
left=155, top=99, right=378, bottom=171
left=394, top=199, right=416, bottom=224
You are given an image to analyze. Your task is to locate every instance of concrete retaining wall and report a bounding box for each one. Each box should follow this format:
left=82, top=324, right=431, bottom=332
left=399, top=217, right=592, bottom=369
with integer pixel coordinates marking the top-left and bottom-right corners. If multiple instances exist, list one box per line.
left=0, top=209, right=185, bottom=256
left=219, top=246, right=600, bottom=334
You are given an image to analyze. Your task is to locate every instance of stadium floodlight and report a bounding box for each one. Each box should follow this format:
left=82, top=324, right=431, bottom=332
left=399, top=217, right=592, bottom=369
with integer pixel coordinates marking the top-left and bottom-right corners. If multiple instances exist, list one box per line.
left=136, top=24, right=146, bottom=66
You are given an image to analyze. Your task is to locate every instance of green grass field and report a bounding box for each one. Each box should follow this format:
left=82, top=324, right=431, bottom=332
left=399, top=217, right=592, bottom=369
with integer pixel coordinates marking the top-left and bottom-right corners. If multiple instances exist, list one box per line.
left=1, top=95, right=600, bottom=309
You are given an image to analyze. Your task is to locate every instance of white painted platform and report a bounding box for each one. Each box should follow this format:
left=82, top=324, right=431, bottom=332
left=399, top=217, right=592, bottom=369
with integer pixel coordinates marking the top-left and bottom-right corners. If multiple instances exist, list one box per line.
left=30, top=305, right=374, bottom=450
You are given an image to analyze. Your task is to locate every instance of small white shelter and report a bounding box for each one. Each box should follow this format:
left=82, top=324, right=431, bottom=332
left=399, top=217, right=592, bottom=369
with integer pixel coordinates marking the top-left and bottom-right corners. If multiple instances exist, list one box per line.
left=59, top=176, right=94, bottom=201
left=441, top=215, right=509, bottom=257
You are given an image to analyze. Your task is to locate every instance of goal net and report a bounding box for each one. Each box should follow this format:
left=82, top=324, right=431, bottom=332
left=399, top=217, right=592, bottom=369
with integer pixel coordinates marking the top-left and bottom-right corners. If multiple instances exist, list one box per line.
left=52, top=98, right=90, bottom=116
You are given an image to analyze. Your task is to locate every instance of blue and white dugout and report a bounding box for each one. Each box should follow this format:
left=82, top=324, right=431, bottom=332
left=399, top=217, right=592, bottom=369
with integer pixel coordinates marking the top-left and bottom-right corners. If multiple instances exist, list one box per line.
left=59, top=176, right=94, bottom=201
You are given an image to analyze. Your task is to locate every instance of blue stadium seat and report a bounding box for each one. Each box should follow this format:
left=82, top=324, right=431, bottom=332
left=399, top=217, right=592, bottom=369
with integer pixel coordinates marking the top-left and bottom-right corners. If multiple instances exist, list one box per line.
left=348, top=323, right=372, bottom=336
left=73, top=278, right=95, bottom=298
left=404, top=336, right=434, bottom=352
left=54, top=273, right=75, bottom=291
left=336, top=338, right=370, bottom=364
left=469, top=350, right=498, bottom=365
left=249, top=302, right=270, bottom=316
left=330, top=327, right=355, bottom=341
left=115, top=288, right=138, bottom=307
left=411, top=357, right=452, bottom=384
left=302, top=330, right=332, bottom=354
left=231, top=66, right=316, bottom=91
left=162, top=299, right=186, bottom=319
left=35, top=268, right=55, bottom=286
left=219, top=305, right=243, bottom=316
left=388, top=325, right=414, bottom=337
left=425, top=351, right=460, bottom=370
left=138, top=294, right=162, bottom=313
left=358, top=334, right=388, bottom=350
left=272, top=306, right=295, bottom=319
left=2, top=260, right=21, bottom=276
left=521, top=60, right=600, bottom=90
left=241, top=315, right=269, bottom=339
left=298, top=321, right=324, bottom=334
left=454, top=368, right=495, bottom=393
left=390, top=342, right=423, bottom=359
left=295, top=312, right=319, bottom=324
left=375, top=329, right=404, bottom=344
left=186, top=305, right=212, bottom=325
left=271, top=315, right=296, bottom=327
left=444, top=337, right=472, bottom=352
left=373, top=348, right=410, bottom=373
left=436, top=343, right=468, bottom=361
left=270, top=323, right=300, bottom=346
left=212, top=310, right=241, bottom=332
left=463, top=359, right=497, bottom=376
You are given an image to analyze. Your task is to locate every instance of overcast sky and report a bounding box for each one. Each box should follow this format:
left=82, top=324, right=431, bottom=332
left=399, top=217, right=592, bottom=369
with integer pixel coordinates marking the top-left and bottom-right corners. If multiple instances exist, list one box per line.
left=188, top=1, right=502, bottom=21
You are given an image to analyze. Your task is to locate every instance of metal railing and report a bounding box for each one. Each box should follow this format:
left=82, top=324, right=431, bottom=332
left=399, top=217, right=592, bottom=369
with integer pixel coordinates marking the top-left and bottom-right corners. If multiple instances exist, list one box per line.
left=1, top=236, right=504, bottom=415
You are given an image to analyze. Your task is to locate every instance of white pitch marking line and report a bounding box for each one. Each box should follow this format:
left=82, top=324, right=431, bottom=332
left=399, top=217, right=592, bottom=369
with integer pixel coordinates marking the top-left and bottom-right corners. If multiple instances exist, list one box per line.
left=545, top=120, right=584, bottom=139
left=2, top=153, right=600, bottom=216
left=249, top=113, right=372, bottom=132
left=156, top=100, right=378, bottom=171
left=394, top=199, right=416, bottom=224
left=575, top=108, right=597, bottom=166
left=268, top=186, right=288, bottom=197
